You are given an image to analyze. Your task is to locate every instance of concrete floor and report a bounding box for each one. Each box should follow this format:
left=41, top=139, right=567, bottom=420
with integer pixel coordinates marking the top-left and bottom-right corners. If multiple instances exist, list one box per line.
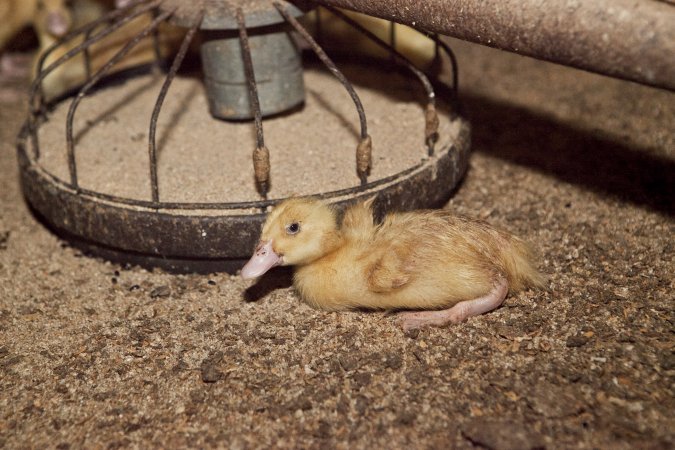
left=1, top=36, right=673, bottom=449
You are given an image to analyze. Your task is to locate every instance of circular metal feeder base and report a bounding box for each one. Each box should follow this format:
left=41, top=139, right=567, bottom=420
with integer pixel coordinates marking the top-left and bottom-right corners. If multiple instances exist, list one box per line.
left=18, top=64, right=471, bottom=273
left=19, top=127, right=469, bottom=272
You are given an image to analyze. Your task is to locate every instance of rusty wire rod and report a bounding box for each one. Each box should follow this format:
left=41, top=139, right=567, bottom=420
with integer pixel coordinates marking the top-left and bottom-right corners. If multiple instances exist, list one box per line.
left=274, top=1, right=372, bottom=184
left=65, top=8, right=173, bottom=190
left=148, top=11, right=203, bottom=204
left=30, top=0, right=162, bottom=115
left=236, top=8, right=271, bottom=198
left=324, top=6, right=439, bottom=155
left=83, top=28, right=93, bottom=80
left=433, top=35, right=458, bottom=97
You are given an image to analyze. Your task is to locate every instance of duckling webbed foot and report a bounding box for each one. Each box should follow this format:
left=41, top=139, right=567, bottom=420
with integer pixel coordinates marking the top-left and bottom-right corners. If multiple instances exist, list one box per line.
left=398, top=278, right=508, bottom=331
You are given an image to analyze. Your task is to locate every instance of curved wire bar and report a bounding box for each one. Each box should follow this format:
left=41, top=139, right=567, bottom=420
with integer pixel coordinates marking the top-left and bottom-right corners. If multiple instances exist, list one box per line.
left=30, top=0, right=162, bottom=115
left=434, top=34, right=459, bottom=97
left=323, top=6, right=439, bottom=154
left=237, top=8, right=271, bottom=198
left=83, top=28, right=93, bottom=80
left=273, top=1, right=372, bottom=184
left=148, top=11, right=203, bottom=204
left=236, top=10, right=264, bottom=149
left=29, top=0, right=161, bottom=161
left=65, top=8, right=174, bottom=189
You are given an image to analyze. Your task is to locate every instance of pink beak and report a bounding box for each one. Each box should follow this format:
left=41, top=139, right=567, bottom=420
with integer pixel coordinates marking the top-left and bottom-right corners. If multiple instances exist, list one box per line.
left=241, top=240, right=282, bottom=280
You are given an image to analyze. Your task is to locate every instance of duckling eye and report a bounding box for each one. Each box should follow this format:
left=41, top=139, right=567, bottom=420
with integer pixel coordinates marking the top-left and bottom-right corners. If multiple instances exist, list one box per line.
left=285, top=222, right=300, bottom=235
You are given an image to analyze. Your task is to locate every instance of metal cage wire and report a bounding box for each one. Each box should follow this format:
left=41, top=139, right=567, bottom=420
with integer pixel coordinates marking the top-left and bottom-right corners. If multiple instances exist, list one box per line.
left=17, top=0, right=470, bottom=270
left=27, top=0, right=459, bottom=210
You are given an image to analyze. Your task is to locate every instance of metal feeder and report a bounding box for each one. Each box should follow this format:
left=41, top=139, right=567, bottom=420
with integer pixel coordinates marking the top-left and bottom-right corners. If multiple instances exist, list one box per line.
left=17, top=0, right=470, bottom=272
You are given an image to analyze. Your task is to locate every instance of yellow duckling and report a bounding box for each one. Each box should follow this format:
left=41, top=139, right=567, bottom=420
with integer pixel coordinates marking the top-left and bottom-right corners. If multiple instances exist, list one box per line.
left=241, top=197, right=545, bottom=330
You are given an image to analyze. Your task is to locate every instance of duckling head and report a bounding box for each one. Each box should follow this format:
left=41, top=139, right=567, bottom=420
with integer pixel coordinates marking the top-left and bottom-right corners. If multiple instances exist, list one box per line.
left=241, top=198, right=340, bottom=279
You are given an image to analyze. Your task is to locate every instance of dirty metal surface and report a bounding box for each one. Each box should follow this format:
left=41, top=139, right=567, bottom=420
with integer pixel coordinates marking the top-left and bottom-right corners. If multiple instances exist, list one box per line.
left=314, top=0, right=675, bottom=91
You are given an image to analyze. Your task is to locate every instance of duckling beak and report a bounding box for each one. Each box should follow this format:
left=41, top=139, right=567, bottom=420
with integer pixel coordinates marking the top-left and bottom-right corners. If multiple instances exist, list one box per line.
left=241, top=240, right=282, bottom=280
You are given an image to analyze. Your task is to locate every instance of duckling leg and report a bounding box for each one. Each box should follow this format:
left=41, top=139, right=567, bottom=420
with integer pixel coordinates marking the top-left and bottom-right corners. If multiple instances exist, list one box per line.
left=398, top=277, right=508, bottom=331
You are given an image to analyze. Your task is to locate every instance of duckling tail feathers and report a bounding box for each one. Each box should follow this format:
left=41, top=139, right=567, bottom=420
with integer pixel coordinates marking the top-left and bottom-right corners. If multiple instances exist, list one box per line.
left=501, top=237, right=547, bottom=293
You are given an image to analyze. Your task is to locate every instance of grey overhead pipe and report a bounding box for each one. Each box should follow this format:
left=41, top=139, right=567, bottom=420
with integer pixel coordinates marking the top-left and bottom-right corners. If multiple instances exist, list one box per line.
left=315, top=0, right=675, bottom=91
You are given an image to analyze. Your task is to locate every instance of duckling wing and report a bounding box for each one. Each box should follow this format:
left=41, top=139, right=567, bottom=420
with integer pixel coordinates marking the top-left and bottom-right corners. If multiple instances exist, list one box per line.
left=363, top=210, right=450, bottom=294
left=366, top=244, right=415, bottom=293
